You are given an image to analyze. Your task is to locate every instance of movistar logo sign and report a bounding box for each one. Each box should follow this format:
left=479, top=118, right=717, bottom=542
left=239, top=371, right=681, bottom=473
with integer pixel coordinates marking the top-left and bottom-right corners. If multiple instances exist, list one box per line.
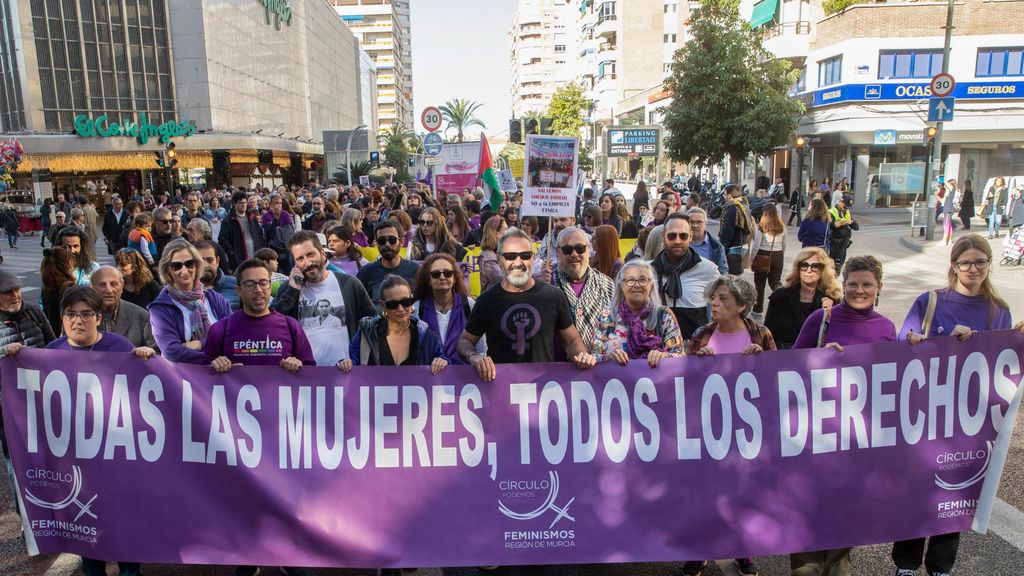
left=259, top=0, right=293, bottom=30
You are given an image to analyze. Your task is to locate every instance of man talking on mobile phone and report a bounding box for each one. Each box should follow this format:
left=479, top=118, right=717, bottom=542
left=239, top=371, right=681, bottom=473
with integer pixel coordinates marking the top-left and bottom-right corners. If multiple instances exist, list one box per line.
left=272, top=230, right=375, bottom=366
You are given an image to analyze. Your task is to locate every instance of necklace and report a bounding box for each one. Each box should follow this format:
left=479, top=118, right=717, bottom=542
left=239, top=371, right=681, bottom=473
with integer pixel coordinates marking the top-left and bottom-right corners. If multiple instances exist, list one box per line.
left=434, top=294, right=453, bottom=314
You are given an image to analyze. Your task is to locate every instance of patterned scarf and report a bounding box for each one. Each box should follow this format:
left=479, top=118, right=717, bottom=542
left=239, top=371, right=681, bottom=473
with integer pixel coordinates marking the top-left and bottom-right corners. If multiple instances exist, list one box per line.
left=167, top=283, right=211, bottom=343
left=553, top=267, right=613, bottom=346
left=618, top=300, right=664, bottom=359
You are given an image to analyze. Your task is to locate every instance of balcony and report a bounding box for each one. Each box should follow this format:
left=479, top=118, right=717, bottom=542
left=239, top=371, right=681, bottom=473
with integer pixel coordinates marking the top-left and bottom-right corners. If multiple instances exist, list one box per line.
left=598, top=41, right=618, bottom=54
left=761, top=21, right=811, bottom=60
left=595, top=14, right=618, bottom=39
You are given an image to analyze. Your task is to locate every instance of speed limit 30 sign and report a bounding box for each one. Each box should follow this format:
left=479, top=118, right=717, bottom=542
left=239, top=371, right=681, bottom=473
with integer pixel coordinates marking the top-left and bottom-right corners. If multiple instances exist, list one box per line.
left=930, top=73, right=955, bottom=98
left=421, top=107, right=442, bottom=132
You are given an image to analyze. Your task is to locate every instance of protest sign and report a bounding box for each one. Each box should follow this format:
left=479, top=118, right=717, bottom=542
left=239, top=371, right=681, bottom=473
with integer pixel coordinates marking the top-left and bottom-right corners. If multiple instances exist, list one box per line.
left=3, top=332, right=1020, bottom=567
left=522, top=135, right=579, bottom=217
left=433, top=141, right=480, bottom=195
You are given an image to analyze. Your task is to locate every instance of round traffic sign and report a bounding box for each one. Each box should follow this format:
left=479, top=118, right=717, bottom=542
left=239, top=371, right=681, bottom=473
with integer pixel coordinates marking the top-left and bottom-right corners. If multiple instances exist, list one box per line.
left=930, top=73, right=955, bottom=98
left=421, top=107, right=443, bottom=132
left=423, top=132, right=443, bottom=156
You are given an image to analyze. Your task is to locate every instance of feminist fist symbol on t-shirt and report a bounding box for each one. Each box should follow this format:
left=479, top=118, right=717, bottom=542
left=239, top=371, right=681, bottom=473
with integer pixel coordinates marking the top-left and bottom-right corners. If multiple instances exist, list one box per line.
left=501, top=303, right=542, bottom=357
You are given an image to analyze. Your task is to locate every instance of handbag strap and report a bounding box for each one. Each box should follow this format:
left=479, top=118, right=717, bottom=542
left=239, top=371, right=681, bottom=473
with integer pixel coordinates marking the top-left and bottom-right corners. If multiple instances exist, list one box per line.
left=815, top=310, right=830, bottom=348
left=920, top=290, right=938, bottom=337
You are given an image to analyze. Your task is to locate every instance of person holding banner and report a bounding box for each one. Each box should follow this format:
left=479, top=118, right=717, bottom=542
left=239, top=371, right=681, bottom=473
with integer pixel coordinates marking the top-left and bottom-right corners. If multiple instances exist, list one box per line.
left=549, top=226, right=614, bottom=356
left=651, top=213, right=721, bottom=340
left=591, top=260, right=683, bottom=367
left=890, top=233, right=1013, bottom=576
left=688, top=275, right=776, bottom=358
left=457, top=227, right=597, bottom=381
left=790, top=254, right=896, bottom=576
left=412, top=253, right=484, bottom=364
left=533, top=215, right=578, bottom=281
left=763, top=248, right=841, bottom=349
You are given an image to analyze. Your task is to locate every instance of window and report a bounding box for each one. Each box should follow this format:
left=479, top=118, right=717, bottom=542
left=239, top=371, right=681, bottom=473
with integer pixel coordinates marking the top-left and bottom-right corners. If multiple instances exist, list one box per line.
left=977, top=47, right=1024, bottom=77
left=664, top=34, right=677, bottom=43
left=792, top=66, right=807, bottom=94
left=664, top=62, right=674, bottom=75
left=878, top=49, right=943, bottom=79
left=664, top=3, right=678, bottom=13
left=554, top=44, right=566, bottom=53
left=598, top=2, right=616, bottom=20
left=818, top=55, right=842, bottom=87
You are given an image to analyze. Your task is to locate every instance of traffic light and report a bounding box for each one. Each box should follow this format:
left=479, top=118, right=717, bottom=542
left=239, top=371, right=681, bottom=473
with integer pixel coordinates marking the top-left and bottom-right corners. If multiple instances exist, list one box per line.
left=154, top=150, right=165, bottom=168
left=509, top=119, right=523, bottom=144
left=524, top=117, right=539, bottom=135
left=165, top=142, right=178, bottom=169
left=924, top=125, right=938, bottom=146
left=370, top=151, right=380, bottom=166
left=540, top=117, right=553, bottom=135
left=795, top=135, right=807, bottom=152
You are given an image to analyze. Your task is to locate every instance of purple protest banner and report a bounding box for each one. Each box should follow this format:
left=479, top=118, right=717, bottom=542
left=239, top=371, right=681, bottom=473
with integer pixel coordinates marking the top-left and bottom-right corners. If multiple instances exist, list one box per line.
left=2, top=331, right=1021, bottom=568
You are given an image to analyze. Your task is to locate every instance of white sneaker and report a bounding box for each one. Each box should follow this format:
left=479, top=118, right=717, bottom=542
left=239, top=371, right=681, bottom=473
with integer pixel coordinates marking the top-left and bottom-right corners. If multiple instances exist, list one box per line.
left=895, top=570, right=916, bottom=576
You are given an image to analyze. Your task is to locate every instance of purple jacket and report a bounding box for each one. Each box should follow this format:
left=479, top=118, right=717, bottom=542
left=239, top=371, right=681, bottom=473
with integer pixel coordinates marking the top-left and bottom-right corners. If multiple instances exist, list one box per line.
left=148, top=286, right=233, bottom=364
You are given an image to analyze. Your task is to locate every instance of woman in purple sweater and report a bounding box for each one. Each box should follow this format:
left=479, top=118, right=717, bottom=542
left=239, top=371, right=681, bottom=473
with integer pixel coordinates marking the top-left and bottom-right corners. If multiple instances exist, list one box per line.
left=790, top=255, right=895, bottom=576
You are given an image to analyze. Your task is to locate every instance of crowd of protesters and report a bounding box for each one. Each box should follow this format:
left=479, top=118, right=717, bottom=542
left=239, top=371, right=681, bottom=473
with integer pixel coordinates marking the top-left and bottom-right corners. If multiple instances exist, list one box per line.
left=1, top=176, right=1022, bottom=576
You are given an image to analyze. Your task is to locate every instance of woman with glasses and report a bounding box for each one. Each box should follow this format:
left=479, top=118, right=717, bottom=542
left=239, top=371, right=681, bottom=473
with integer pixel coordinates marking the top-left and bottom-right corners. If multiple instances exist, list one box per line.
left=114, top=248, right=162, bottom=309
left=888, top=234, right=1012, bottom=576
left=148, top=239, right=232, bottom=363
left=338, top=274, right=447, bottom=373
left=42, top=285, right=154, bottom=576
left=764, top=247, right=842, bottom=349
left=410, top=206, right=467, bottom=262
left=592, top=260, right=684, bottom=368
left=412, top=253, right=485, bottom=364
left=478, top=216, right=508, bottom=293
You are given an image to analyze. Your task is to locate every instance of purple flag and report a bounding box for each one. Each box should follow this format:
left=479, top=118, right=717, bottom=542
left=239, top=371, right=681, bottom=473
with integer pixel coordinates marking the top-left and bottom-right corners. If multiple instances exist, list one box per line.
left=2, top=331, right=1021, bottom=568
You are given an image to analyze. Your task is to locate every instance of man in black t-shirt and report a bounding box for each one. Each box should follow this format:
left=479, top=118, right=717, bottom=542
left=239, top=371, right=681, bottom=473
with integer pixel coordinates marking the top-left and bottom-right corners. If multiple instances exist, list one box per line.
left=458, top=227, right=596, bottom=381
left=357, top=220, right=420, bottom=310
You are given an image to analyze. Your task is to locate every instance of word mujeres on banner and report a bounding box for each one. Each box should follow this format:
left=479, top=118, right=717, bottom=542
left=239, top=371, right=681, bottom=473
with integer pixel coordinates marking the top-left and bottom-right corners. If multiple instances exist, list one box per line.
left=2, top=331, right=1021, bottom=568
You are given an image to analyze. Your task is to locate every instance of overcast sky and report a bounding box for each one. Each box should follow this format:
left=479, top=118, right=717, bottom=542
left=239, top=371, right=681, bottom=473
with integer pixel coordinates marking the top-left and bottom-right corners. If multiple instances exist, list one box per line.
left=409, top=0, right=518, bottom=139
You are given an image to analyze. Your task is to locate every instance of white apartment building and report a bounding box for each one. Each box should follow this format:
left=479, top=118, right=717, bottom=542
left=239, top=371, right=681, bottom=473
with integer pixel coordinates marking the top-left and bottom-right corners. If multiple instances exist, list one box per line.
left=331, top=0, right=414, bottom=129
left=509, top=0, right=577, bottom=118
left=747, top=0, right=1024, bottom=208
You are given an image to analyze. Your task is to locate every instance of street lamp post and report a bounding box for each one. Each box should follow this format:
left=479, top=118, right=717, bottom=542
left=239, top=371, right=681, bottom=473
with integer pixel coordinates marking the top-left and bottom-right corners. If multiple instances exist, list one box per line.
left=345, top=124, right=368, bottom=187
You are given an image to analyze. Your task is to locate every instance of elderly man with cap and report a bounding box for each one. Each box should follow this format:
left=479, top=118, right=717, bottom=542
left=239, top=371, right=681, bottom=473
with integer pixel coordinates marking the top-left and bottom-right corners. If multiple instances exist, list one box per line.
left=0, top=270, right=56, bottom=514
left=89, top=266, right=157, bottom=349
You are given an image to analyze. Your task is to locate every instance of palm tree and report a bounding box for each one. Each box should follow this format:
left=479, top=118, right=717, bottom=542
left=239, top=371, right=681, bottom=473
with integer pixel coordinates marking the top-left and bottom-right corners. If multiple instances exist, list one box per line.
left=332, top=160, right=375, bottom=185
left=377, top=121, right=418, bottom=150
left=439, top=99, right=487, bottom=143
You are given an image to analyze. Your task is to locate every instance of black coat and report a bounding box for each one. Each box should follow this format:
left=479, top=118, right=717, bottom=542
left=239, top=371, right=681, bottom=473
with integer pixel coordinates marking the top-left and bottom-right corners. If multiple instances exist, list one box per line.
left=217, top=212, right=266, bottom=271
left=102, top=209, right=130, bottom=248
left=763, top=284, right=828, bottom=349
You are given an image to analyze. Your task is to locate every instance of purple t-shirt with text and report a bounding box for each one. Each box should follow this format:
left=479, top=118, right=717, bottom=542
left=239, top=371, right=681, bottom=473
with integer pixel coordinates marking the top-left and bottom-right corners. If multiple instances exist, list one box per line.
left=203, top=310, right=315, bottom=366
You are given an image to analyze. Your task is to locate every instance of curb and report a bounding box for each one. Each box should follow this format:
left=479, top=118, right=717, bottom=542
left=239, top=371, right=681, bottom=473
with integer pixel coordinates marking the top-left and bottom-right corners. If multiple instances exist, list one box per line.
left=898, top=234, right=927, bottom=254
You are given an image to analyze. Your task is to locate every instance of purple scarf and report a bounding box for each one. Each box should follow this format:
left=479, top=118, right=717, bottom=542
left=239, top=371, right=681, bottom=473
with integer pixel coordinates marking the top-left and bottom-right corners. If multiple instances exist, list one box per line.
left=619, top=300, right=665, bottom=359
left=419, top=292, right=466, bottom=364
left=167, top=283, right=212, bottom=343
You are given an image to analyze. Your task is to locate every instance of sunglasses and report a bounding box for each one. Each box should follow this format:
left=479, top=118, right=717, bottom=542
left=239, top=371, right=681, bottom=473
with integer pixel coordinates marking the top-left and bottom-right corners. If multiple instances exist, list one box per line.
left=560, top=244, right=587, bottom=256
left=799, top=262, right=825, bottom=272
left=430, top=269, right=455, bottom=279
left=418, top=219, right=435, bottom=226
left=168, top=259, right=198, bottom=271
left=500, top=251, right=534, bottom=262
left=384, top=297, right=416, bottom=310
left=376, top=235, right=399, bottom=245
left=665, top=232, right=690, bottom=241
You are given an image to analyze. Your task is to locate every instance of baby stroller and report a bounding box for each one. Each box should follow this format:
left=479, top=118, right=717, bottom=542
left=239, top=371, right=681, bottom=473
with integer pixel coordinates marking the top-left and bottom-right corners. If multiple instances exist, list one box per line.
left=1001, top=224, right=1024, bottom=267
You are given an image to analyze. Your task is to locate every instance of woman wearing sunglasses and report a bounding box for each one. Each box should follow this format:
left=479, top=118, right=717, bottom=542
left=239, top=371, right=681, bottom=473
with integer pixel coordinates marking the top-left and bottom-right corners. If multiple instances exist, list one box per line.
left=763, top=247, right=842, bottom=349
left=339, top=274, right=448, bottom=374
left=149, top=239, right=232, bottom=363
left=412, top=253, right=485, bottom=365
left=888, top=233, right=1012, bottom=576
left=409, top=206, right=467, bottom=262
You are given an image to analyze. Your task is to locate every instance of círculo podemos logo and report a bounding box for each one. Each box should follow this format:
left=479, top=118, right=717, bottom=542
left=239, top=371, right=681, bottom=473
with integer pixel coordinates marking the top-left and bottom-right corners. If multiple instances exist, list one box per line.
left=933, top=441, right=993, bottom=520
left=24, top=465, right=99, bottom=543
left=498, top=471, right=576, bottom=550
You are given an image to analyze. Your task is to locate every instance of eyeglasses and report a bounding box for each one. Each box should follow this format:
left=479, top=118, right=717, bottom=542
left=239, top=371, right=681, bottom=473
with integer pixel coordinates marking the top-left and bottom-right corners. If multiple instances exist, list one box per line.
left=559, top=244, right=587, bottom=256
left=430, top=269, right=455, bottom=279
left=62, top=311, right=98, bottom=322
left=168, top=259, right=198, bottom=271
left=798, top=262, right=825, bottom=272
left=376, top=235, right=399, bottom=245
left=623, top=278, right=651, bottom=287
left=418, top=219, right=435, bottom=226
left=954, top=259, right=990, bottom=272
left=500, top=251, right=534, bottom=262
left=383, top=297, right=416, bottom=310
left=240, top=279, right=272, bottom=291
left=665, top=232, right=690, bottom=241
left=156, top=219, right=173, bottom=224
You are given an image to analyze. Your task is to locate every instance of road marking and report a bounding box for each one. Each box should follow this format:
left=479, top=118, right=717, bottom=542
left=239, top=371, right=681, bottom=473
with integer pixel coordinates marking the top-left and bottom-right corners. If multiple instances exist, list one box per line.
left=990, top=497, right=1024, bottom=552
left=42, top=553, right=79, bottom=576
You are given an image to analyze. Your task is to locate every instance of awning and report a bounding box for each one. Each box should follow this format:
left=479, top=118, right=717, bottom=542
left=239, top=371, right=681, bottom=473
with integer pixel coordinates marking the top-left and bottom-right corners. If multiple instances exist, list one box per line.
left=750, top=0, right=778, bottom=28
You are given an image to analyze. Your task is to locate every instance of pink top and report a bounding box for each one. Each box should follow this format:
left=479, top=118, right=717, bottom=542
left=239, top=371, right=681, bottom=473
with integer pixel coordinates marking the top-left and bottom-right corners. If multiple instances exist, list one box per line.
left=569, top=280, right=586, bottom=298
left=707, top=328, right=752, bottom=354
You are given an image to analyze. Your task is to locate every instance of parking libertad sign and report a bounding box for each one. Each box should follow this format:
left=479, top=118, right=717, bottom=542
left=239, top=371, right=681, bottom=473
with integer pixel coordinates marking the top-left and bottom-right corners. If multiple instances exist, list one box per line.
left=606, top=126, right=661, bottom=158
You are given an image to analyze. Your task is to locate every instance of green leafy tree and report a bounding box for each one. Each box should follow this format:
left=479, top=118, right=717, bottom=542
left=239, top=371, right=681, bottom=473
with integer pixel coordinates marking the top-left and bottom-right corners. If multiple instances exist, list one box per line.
left=439, top=99, right=487, bottom=143
left=662, top=0, right=804, bottom=172
left=546, top=82, right=593, bottom=172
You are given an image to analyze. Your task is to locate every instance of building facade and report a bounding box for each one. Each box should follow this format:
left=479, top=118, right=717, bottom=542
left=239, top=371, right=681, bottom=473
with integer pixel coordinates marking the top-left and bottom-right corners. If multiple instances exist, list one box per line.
left=331, top=0, right=414, bottom=130
left=751, top=0, right=1024, bottom=207
left=0, top=0, right=372, bottom=197
left=509, top=0, right=577, bottom=118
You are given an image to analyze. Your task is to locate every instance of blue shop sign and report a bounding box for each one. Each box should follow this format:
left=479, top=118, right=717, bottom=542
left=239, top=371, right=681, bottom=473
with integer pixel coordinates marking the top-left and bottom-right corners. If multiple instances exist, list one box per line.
left=808, top=80, right=1023, bottom=107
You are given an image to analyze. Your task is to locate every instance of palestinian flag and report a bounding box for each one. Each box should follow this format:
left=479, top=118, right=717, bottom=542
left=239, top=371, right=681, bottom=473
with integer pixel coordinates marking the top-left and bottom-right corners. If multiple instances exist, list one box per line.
left=478, top=133, right=502, bottom=209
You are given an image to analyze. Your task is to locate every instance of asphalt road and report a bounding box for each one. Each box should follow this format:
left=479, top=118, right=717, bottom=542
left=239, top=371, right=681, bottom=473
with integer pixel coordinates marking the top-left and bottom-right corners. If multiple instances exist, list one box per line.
left=1, top=218, right=1022, bottom=575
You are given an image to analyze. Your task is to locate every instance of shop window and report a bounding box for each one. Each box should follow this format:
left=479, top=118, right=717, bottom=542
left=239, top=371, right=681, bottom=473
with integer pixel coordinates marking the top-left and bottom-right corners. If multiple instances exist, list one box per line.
left=818, top=55, right=841, bottom=87
left=976, top=47, right=1024, bottom=77
left=878, top=49, right=942, bottom=79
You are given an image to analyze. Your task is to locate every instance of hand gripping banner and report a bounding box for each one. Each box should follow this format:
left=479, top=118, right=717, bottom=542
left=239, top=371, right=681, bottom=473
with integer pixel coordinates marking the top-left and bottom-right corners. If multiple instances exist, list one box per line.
left=1, top=331, right=1021, bottom=568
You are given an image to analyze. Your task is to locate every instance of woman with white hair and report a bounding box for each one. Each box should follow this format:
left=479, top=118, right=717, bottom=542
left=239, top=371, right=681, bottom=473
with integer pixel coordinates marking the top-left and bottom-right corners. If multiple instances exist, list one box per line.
left=591, top=260, right=684, bottom=367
